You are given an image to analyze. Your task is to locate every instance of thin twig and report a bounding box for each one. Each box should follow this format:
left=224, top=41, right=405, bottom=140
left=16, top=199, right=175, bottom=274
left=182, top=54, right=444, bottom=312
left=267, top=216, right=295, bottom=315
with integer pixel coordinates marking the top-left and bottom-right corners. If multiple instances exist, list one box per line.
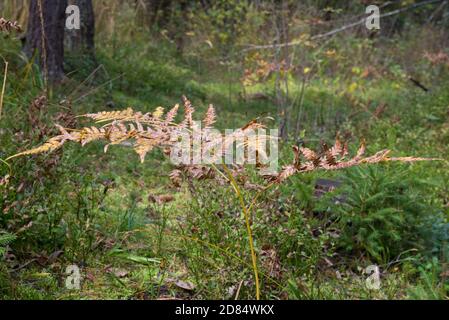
left=243, top=0, right=447, bottom=51
left=72, top=74, right=124, bottom=103
left=234, top=280, right=244, bottom=300
left=37, top=0, right=48, bottom=91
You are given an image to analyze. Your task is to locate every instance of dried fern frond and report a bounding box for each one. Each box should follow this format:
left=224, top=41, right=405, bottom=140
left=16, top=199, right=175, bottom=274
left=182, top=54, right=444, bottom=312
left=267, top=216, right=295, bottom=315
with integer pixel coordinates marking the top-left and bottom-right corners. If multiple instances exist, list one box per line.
left=180, top=95, right=195, bottom=128
left=0, top=17, right=22, bottom=33
left=9, top=124, right=72, bottom=159
left=269, top=140, right=440, bottom=183
left=8, top=97, right=439, bottom=188
left=79, top=126, right=108, bottom=146
left=164, top=104, right=179, bottom=124
left=9, top=97, right=268, bottom=165
left=153, top=106, right=165, bottom=119
left=10, top=137, right=63, bottom=158
left=134, top=137, right=157, bottom=163
left=203, top=104, right=216, bottom=127
left=82, top=107, right=136, bottom=122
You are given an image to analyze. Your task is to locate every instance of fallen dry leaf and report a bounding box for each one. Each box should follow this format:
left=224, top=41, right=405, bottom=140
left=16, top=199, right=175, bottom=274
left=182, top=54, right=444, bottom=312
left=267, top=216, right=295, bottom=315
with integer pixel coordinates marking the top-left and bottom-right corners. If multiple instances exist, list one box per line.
left=174, top=280, right=195, bottom=291
left=113, top=268, right=129, bottom=278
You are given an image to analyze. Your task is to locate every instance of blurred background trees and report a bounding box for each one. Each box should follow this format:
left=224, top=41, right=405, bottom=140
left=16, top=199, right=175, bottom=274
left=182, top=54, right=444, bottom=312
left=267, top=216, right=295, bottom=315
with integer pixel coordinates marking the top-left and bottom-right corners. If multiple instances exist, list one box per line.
left=65, top=0, right=95, bottom=59
left=23, top=0, right=68, bottom=84
left=4, top=0, right=449, bottom=128
left=1, top=0, right=448, bottom=300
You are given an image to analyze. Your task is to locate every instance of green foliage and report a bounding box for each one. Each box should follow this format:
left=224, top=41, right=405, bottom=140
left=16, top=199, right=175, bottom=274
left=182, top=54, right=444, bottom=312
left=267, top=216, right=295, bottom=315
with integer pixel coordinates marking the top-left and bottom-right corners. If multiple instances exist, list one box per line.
left=95, top=44, right=207, bottom=107
left=1, top=1, right=449, bottom=300
left=322, top=165, right=443, bottom=263
left=0, top=230, right=16, bottom=256
left=407, top=257, right=449, bottom=299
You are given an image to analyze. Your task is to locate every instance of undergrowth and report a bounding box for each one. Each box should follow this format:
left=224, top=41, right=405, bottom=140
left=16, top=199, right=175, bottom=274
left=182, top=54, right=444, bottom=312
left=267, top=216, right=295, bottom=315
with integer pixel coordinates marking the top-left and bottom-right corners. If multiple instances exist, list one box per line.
left=0, top=11, right=448, bottom=300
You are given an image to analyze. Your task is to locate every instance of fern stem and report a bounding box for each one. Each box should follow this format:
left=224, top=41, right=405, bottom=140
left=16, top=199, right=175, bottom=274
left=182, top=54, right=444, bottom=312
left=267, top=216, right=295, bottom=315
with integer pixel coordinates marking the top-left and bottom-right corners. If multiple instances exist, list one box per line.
left=175, top=234, right=282, bottom=288
left=222, top=163, right=260, bottom=300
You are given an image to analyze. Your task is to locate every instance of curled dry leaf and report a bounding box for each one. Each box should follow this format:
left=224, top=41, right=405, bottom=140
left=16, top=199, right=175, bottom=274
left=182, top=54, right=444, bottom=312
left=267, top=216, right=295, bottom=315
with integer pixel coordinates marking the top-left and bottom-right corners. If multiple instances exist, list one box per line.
left=148, top=194, right=175, bottom=204
left=0, top=17, right=22, bottom=32
left=112, top=268, right=129, bottom=278
left=173, top=280, right=195, bottom=291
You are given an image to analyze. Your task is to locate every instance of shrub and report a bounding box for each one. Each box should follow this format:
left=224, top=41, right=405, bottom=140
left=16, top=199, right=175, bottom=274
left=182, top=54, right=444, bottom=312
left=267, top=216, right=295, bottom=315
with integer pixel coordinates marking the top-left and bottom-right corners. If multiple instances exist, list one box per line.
left=322, top=165, right=443, bottom=263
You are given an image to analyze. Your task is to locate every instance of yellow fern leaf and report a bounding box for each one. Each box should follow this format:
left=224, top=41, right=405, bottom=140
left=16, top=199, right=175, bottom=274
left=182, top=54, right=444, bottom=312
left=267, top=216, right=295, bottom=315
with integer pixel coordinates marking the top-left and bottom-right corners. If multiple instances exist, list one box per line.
left=152, top=107, right=165, bottom=120
left=80, top=126, right=107, bottom=146
left=83, top=108, right=135, bottom=122
left=134, top=137, right=156, bottom=163
left=203, top=104, right=216, bottom=127
left=269, top=139, right=439, bottom=184
left=165, top=104, right=179, bottom=124
left=7, top=136, right=64, bottom=160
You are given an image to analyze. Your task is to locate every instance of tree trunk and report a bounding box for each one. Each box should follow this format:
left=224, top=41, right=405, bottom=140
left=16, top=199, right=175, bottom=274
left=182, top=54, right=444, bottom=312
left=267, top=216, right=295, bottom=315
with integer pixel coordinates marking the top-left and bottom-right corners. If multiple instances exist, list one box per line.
left=144, top=0, right=188, bottom=54
left=145, top=0, right=172, bottom=29
left=24, top=0, right=67, bottom=84
left=65, top=0, right=95, bottom=59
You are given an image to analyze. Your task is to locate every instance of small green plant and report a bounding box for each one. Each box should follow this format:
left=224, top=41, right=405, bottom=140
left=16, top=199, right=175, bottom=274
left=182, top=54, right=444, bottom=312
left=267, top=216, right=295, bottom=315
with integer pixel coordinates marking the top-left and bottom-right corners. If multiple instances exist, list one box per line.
left=407, top=257, right=449, bottom=299
left=0, top=230, right=16, bottom=256
left=321, top=165, right=441, bottom=263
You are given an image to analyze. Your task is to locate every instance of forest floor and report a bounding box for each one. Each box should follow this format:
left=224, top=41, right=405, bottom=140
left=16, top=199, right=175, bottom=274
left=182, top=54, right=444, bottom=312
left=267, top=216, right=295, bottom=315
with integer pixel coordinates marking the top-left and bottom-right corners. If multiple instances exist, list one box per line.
left=1, top=30, right=448, bottom=299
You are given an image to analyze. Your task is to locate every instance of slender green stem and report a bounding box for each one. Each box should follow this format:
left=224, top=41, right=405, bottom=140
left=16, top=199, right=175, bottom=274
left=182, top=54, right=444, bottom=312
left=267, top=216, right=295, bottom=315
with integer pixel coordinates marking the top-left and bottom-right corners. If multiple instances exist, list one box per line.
left=175, top=234, right=282, bottom=288
left=0, top=158, right=12, bottom=176
left=222, top=163, right=260, bottom=300
left=247, top=182, right=276, bottom=218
